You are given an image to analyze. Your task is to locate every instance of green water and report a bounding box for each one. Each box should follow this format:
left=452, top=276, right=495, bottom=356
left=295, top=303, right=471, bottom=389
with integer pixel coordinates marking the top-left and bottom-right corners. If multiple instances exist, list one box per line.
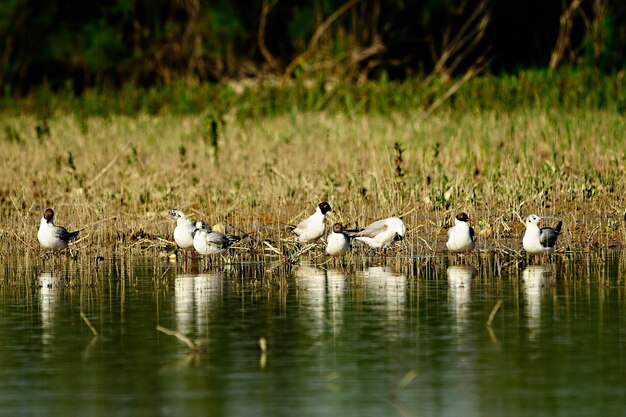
left=0, top=254, right=624, bottom=417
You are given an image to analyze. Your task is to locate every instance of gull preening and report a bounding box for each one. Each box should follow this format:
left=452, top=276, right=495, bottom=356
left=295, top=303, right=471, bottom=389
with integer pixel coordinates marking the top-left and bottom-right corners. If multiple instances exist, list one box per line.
left=192, top=221, right=243, bottom=255
left=446, top=212, right=475, bottom=252
left=169, top=209, right=196, bottom=250
left=289, top=202, right=332, bottom=243
left=325, top=223, right=351, bottom=256
left=352, top=217, right=406, bottom=250
left=522, top=214, right=562, bottom=254
left=37, top=208, right=80, bottom=250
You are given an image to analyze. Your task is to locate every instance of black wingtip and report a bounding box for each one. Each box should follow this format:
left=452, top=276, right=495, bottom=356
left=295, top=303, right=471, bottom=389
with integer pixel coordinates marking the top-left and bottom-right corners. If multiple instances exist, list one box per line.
left=554, top=221, right=563, bottom=234
left=226, top=234, right=243, bottom=244
left=233, top=233, right=250, bottom=242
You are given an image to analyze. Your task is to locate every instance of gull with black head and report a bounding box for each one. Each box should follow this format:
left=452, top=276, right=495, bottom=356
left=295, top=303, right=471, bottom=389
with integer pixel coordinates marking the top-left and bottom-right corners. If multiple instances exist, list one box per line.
left=289, top=202, right=332, bottom=243
left=325, top=223, right=351, bottom=256
left=446, top=212, right=475, bottom=253
left=37, top=208, right=80, bottom=250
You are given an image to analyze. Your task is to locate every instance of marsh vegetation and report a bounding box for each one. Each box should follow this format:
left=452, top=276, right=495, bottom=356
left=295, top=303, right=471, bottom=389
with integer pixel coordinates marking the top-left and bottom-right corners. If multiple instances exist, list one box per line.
left=1, top=72, right=625, bottom=262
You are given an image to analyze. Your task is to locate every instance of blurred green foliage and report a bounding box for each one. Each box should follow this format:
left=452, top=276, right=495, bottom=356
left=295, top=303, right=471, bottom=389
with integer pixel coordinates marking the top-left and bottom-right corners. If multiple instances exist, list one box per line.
left=1, top=68, right=623, bottom=117
left=1, top=0, right=625, bottom=95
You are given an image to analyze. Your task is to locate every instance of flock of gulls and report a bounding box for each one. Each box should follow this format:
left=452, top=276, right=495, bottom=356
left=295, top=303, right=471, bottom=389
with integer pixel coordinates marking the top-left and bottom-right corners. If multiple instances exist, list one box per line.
left=36, top=202, right=564, bottom=258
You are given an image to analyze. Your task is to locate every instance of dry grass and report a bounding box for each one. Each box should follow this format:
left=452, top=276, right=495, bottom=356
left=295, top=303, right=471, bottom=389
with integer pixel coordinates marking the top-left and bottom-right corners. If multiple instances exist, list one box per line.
left=0, top=108, right=624, bottom=261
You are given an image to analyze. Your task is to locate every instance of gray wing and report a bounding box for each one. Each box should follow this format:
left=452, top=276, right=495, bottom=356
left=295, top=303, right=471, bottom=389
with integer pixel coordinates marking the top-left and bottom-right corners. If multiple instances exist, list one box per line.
left=357, top=220, right=388, bottom=238
left=206, top=231, right=241, bottom=248
left=289, top=214, right=312, bottom=235
left=469, top=226, right=475, bottom=242
left=56, top=226, right=79, bottom=242
left=205, top=232, right=232, bottom=248
left=539, top=227, right=559, bottom=247
left=295, top=216, right=311, bottom=231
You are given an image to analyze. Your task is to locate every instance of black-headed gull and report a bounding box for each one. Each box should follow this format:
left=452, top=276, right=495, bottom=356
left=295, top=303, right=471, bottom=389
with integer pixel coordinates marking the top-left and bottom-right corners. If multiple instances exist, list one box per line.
left=289, top=202, right=332, bottom=243
left=192, top=221, right=243, bottom=255
left=352, top=217, right=406, bottom=249
left=325, top=223, right=351, bottom=256
left=169, top=209, right=196, bottom=250
left=522, top=214, right=562, bottom=254
left=37, top=208, right=80, bottom=249
left=446, top=212, right=475, bottom=252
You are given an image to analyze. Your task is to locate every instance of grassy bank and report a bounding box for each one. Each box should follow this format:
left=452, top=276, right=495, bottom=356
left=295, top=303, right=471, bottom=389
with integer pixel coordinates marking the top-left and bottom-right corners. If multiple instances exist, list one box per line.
left=0, top=109, right=626, bottom=252
left=1, top=100, right=625, bottom=260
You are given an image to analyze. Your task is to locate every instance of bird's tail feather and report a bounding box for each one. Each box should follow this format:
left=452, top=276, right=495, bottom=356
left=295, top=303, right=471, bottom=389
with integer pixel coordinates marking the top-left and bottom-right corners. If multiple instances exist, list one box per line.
left=226, top=234, right=243, bottom=244
left=67, top=230, right=80, bottom=241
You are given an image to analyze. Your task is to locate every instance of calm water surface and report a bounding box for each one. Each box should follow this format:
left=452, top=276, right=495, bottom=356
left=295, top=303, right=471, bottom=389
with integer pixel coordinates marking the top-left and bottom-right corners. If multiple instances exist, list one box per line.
left=0, top=253, right=625, bottom=417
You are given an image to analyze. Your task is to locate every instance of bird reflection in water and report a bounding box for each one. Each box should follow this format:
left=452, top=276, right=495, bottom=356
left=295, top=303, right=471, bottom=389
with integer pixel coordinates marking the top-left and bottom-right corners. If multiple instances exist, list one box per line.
left=522, top=265, right=553, bottom=340
left=174, top=273, right=224, bottom=339
left=447, top=265, right=476, bottom=335
left=39, top=272, right=59, bottom=352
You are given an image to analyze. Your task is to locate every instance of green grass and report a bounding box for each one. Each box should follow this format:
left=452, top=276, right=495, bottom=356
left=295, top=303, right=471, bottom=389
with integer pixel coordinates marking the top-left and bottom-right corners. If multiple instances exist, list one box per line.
left=3, top=69, right=625, bottom=117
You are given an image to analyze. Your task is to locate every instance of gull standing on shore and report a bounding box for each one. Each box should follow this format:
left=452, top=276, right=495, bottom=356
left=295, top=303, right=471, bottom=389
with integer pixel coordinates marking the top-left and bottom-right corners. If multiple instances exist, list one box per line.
left=37, top=208, right=80, bottom=250
left=289, top=202, right=332, bottom=243
left=446, top=212, right=475, bottom=252
left=169, top=209, right=196, bottom=250
left=522, top=214, right=562, bottom=254
left=192, top=221, right=243, bottom=255
left=326, top=223, right=351, bottom=256
left=352, top=217, right=406, bottom=250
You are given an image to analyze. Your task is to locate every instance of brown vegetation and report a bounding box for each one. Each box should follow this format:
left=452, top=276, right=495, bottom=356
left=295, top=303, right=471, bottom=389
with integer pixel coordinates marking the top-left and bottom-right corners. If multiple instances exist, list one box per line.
left=0, top=107, right=624, bottom=264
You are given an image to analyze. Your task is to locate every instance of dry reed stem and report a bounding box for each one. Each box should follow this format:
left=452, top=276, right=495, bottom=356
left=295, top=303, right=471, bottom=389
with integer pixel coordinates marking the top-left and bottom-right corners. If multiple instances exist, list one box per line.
left=389, top=369, right=418, bottom=401
left=80, top=311, right=99, bottom=336
left=156, top=325, right=203, bottom=352
left=486, top=299, right=503, bottom=327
